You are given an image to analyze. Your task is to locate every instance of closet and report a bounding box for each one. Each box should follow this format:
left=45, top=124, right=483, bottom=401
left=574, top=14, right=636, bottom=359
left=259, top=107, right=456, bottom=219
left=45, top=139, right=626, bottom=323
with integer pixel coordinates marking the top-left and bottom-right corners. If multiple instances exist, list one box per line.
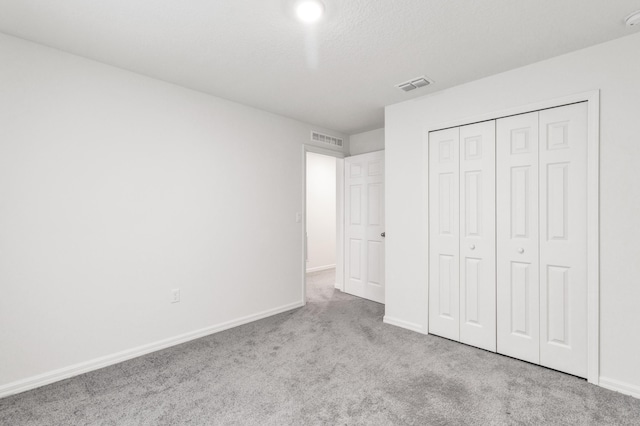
left=428, top=102, right=588, bottom=378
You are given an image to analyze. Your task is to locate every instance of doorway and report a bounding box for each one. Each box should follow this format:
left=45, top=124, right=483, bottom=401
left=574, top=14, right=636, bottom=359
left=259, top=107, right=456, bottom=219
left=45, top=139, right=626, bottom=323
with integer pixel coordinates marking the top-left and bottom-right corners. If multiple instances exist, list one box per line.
left=306, top=151, right=337, bottom=271
left=303, top=147, right=344, bottom=304
left=302, top=147, right=386, bottom=305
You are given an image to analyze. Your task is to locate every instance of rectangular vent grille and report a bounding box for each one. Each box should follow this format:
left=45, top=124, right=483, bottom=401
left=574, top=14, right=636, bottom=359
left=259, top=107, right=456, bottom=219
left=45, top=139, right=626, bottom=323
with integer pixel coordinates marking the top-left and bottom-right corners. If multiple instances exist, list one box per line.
left=311, top=131, right=343, bottom=147
left=396, top=75, right=434, bottom=92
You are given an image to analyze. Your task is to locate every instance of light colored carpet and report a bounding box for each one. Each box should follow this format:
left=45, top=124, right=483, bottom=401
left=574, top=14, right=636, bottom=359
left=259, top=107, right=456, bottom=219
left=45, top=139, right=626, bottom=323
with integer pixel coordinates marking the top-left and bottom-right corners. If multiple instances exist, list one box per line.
left=1, top=268, right=639, bottom=425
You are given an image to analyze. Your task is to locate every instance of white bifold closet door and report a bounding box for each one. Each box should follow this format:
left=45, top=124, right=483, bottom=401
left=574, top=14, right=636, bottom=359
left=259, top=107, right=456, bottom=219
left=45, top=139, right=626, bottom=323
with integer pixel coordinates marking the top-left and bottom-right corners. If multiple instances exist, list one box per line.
left=429, top=102, right=588, bottom=378
left=538, top=104, right=588, bottom=377
left=428, top=127, right=460, bottom=341
left=496, top=111, right=541, bottom=364
left=429, top=121, right=496, bottom=352
left=497, top=102, right=588, bottom=378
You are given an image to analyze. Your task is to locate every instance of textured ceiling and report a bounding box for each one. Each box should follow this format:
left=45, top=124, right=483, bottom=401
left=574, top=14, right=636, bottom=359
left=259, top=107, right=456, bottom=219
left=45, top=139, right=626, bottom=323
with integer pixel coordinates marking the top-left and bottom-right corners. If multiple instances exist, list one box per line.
left=1, top=0, right=639, bottom=134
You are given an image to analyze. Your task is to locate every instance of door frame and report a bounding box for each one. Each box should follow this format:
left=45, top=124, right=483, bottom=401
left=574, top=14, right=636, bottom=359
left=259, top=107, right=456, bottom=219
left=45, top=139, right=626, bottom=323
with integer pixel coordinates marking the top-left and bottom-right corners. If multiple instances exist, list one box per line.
left=422, top=90, right=600, bottom=384
left=302, top=145, right=345, bottom=305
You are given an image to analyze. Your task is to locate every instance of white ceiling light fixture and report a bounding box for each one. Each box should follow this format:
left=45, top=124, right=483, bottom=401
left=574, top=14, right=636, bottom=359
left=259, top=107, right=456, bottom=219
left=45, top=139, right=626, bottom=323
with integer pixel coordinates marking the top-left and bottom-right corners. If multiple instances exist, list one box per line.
left=625, top=10, right=640, bottom=27
left=296, top=0, right=325, bottom=24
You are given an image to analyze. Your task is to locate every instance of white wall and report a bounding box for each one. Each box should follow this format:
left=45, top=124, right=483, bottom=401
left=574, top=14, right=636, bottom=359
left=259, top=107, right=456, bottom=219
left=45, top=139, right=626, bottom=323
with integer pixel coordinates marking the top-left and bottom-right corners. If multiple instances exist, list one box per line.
left=0, top=33, right=347, bottom=395
left=305, top=153, right=336, bottom=272
left=349, top=128, right=384, bottom=155
left=385, top=32, right=640, bottom=397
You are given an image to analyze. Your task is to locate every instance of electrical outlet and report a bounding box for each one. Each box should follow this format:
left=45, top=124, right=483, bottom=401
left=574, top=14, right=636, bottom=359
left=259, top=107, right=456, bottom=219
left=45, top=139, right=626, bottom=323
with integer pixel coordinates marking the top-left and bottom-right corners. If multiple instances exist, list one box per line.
left=171, top=288, right=180, bottom=303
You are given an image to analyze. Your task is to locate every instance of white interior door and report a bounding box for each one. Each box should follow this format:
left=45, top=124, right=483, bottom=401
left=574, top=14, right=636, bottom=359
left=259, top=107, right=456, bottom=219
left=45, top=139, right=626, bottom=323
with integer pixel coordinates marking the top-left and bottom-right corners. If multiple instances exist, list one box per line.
left=344, top=151, right=385, bottom=303
left=428, top=128, right=460, bottom=341
left=538, top=103, right=588, bottom=377
left=459, top=121, right=496, bottom=352
left=496, top=111, right=541, bottom=364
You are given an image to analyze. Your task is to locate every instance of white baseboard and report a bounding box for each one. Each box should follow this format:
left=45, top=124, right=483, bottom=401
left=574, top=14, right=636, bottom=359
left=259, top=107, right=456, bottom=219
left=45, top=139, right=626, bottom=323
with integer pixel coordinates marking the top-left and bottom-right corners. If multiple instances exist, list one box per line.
left=0, top=300, right=304, bottom=399
left=383, top=316, right=426, bottom=334
left=599, top=376, right=640, bottom=399
left=306, top=264, right=336, bottom=273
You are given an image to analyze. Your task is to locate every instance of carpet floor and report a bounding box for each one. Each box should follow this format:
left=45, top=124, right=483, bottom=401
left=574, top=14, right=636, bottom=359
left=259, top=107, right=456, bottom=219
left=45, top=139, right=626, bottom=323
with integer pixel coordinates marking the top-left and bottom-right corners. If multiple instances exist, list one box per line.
left=1, top=268, right=639, bottom=425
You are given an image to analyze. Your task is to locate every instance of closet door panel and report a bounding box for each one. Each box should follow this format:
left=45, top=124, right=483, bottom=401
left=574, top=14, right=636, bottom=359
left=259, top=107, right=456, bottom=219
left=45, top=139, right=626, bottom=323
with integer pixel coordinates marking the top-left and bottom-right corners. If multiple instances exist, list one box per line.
left=459, top=121, right=496, bottom=352
left=539, top=103, right=588, bottom=378
left=429, top=128, right=460, bottom=340
left=496, top=112, right=540, bottom=364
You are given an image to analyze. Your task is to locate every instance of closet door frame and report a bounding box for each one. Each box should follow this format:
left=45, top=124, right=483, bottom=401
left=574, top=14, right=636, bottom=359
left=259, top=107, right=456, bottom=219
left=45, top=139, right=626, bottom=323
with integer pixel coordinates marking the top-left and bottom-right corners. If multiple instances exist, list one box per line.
left=422, top=90, right=600, bottom=385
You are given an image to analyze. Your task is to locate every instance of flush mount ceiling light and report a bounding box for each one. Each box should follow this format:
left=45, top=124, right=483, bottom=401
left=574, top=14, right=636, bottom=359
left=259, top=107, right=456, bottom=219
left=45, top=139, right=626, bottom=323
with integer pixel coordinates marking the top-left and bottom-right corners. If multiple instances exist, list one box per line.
left=296, top=0, right=325, bottom=23
left=625, top=10, right=640, bottom=27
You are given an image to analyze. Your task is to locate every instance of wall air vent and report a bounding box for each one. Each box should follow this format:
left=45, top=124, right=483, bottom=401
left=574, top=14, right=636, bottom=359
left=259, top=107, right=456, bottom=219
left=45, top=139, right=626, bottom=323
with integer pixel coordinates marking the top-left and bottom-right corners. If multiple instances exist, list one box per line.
left=311, top=131, right=343, bottom=147
left=396, top=75, right=434, bottom=92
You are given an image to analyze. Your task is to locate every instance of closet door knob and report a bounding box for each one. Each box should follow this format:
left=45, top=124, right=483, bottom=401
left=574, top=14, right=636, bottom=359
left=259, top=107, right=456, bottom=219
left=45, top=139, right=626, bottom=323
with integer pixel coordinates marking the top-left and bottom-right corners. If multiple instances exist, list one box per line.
left=469, top=244, right=475, bottom=250
left=517, top=247, right=524, bottom=254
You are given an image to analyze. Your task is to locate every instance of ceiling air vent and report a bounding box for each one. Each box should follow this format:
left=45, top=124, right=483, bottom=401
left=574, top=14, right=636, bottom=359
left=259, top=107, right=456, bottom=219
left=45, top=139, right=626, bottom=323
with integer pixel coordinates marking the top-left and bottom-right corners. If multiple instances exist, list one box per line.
left=311, top=131, right=343, bottom=147
left=396, top=75, right=434, bottom=92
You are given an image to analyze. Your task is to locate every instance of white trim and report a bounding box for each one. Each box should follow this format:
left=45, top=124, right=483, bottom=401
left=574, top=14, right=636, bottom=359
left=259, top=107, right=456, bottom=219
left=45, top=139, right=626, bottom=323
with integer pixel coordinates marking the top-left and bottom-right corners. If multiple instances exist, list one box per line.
left=306, top=264, right=336, bottom=273
left=305, top=143, right=346, bottom=158
left=302, top=145, right=345, bottom=304
left=586, top=94, right=600, bottom=385
left=423, top=90, right=600, bottom=384
left=304, top=144, right=346, bottom=159
left=0, top=301, right=304, bottom=399
left=335, top=158, right=345, bottom=291
left=383, top=316, right=426, bottom=334
left=422, top=131, right=431, bottom=333
left=426, top=91, right=600, bottom=132
left=345, top=149, right=385, bottom=160
left=599, top=377, right=640, bottom=399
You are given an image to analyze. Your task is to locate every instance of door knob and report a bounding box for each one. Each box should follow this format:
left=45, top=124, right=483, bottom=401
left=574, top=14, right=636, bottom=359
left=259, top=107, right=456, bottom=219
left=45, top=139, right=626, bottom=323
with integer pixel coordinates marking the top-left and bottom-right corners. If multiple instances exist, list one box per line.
left=381, top=232, right=386, bottom=238
left=517, top=247, right=524, bottom=254
left=469, top=244, right=475, bottom=250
